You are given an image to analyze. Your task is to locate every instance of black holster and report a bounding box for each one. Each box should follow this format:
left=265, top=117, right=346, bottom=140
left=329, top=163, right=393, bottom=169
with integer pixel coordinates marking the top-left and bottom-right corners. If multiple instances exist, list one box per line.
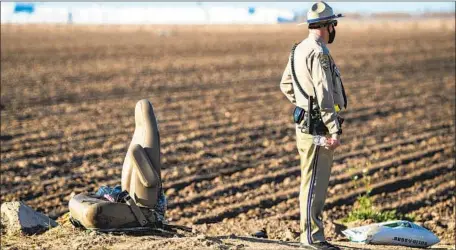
left=293, top=108, right=344, bottom=136
left=309, top=110, right=329, bottom=135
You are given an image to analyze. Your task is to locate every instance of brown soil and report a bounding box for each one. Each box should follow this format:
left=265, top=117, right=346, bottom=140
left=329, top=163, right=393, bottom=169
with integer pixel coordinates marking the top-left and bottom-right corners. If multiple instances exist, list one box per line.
left=1, top=20, right=455, bottom=249
left=1, top=218, right=455, bottom=250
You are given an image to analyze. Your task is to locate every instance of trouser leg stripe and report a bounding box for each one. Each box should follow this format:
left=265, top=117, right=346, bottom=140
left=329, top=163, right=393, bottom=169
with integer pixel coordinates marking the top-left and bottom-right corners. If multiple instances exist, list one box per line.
left=307, top=146, right=320, bottom=244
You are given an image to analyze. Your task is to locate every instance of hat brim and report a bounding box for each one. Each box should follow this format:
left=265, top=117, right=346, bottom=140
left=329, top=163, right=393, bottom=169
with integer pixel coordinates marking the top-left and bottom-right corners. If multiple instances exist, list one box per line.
left=297, top=13, right=344, bottom=26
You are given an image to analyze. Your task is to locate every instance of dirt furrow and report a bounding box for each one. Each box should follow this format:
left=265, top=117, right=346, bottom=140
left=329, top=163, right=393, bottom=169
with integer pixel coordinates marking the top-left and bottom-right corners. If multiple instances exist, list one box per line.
left=166, top=128, right=452, bottom=211
left=173, top=146, right=453, bottom=223
left=275, top=159, right=454, bottom=221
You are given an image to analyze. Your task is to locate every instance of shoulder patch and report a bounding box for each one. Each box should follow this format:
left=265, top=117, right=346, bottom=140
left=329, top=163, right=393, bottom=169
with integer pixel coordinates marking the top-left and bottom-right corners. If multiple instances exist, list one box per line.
left=319, top=53, right=330, bottom=71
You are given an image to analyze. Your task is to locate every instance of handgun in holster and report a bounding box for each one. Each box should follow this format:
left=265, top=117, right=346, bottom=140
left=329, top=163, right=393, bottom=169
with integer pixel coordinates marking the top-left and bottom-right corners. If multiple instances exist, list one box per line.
left=293, top=96, right=320, bottom=134
left=293, top=97, right=313, bottom=133
left=293, top=96, right=335, bottom=136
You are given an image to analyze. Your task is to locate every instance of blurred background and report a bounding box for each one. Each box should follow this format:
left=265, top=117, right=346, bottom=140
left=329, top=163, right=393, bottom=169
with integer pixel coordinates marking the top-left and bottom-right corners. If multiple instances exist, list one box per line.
left=1, top=1, right=455, bottom=248
left=1, top=2, right=455, bottom=24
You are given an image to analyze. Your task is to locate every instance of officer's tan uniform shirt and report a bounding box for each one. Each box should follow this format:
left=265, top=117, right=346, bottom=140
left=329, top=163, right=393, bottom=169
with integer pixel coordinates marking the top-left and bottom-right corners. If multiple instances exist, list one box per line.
left=280, top=33, right=347, bottom=135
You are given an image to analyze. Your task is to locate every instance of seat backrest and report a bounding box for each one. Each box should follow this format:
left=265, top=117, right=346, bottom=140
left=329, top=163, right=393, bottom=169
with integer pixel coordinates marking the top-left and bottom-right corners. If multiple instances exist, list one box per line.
left=121, top=99, right=161, bottom=207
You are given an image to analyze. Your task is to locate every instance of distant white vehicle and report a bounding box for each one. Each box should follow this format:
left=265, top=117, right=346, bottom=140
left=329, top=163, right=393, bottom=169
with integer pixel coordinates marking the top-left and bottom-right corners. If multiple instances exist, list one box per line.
left=342, top=220, right=440, bottom=248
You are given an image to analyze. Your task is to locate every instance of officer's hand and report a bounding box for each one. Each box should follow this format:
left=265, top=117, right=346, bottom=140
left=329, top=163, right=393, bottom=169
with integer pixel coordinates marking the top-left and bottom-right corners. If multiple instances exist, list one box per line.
left=325, top=138, right=341, bottom=150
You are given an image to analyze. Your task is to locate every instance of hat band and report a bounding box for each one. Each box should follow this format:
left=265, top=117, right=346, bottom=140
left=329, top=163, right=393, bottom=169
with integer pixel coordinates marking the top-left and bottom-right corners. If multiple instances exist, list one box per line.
left=307, top=14, right=342, bottom=24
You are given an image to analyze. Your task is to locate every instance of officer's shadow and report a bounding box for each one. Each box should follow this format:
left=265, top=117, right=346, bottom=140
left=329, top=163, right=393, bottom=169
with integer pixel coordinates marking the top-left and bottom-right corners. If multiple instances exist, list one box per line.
left=211, top=236, right=369, bottom=249
left=214, top=235, right=302, bottom=248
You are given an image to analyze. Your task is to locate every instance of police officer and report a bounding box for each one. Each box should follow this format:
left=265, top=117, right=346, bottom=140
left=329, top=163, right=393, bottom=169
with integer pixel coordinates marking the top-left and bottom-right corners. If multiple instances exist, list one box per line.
left=279, top=2, right=347, bottom=249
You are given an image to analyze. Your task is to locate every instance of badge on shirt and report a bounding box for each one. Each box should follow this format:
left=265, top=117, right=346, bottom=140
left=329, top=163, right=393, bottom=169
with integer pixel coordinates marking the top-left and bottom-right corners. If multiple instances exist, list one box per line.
left=319, top=53, right=330, bottom=71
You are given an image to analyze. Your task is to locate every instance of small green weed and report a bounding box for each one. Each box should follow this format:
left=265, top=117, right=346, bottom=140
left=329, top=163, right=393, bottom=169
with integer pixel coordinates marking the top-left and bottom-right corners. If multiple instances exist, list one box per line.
left=341, top=160, right=414, bottom=224
left=342, top=194, right=398, bottom=223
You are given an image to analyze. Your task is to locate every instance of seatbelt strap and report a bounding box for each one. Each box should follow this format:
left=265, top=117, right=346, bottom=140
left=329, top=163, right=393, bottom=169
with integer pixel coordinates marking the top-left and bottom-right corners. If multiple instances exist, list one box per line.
left=124, top=194, right=149, bottom=227
left=162, top=223, right=193, bottom=232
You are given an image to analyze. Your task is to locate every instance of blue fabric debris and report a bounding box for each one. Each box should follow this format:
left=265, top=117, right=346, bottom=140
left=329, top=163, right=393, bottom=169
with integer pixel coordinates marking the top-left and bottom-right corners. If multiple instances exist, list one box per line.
left=96, top=185, right=125, bottom=202
left=95, top=185, right=167, bottom=217
left=155, top=189, right=167, bottom=216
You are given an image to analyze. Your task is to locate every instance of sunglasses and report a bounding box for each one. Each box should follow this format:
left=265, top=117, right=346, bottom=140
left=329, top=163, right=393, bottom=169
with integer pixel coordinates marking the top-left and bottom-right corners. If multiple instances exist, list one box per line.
left=309, top=20, right=338, bottom=29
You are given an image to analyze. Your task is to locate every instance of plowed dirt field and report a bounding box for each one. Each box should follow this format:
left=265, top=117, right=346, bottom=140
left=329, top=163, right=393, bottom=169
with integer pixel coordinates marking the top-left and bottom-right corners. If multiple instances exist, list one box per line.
left=1, top=20, right=455, bottom=248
